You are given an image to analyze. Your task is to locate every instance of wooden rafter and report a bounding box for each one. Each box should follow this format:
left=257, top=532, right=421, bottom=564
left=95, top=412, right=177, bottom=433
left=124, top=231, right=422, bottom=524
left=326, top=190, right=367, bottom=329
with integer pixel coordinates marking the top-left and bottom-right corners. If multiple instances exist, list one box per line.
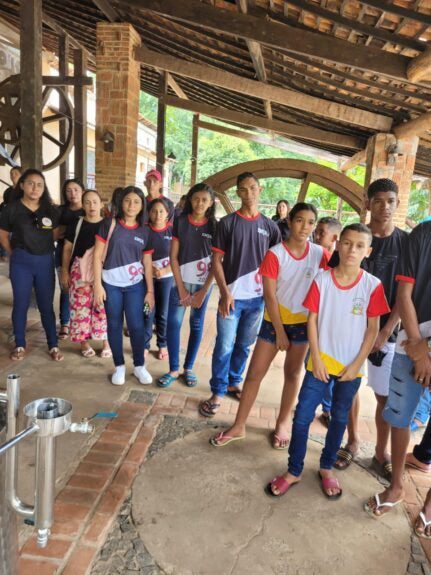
left=236, top=0, right=272, bottom=120
left=393, top=112, right=431, bottom=139
left=134, top=44, right=392, bottom=131
left=359, top=0, right=431, bottom=27
left=162, top=95, right=365, bottom=149
left=340, top=150, right=367, bottom=172
left=126, top=0, right=414, bottom=81
left=284, top=0, right=425, bottom=52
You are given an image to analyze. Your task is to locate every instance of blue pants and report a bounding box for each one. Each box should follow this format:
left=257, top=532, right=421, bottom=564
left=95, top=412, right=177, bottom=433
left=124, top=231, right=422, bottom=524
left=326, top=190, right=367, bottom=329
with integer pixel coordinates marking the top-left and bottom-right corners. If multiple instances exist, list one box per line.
left=414, top=388, right=431, bottom=425
left=210, top=297, right=264, bottom=397
left=166, top=283, right=212, bottom=372
left=9, top=248, right=58, bottom=349
left=288, top=370, right=361, bottom=476
left=321, top=381, right=334, bottom=414
left=55, top=243, right=70, bottom=325
left=103, top=281, right=146, bottom=367
left=144, top=276, right=173, bottom=350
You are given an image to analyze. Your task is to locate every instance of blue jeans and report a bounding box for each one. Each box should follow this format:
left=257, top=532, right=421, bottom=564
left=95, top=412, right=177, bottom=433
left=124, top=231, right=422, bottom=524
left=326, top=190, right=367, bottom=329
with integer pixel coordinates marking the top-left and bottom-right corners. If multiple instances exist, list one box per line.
left=166, top=283, right=212, bottom=372
left=9, top=248, right=58, bottom=349
left=103, top=280, right=146, bottom=367
left=144, top=276, right=173, bottom=350
left=414, top=388, right=431, bottom=425
left=383, top=353, right=425, bottom=428
left=55, top=242, right=70, bottom=325
left=288, top=370, right=361, bottom=476
left=210, top=297, right=264, bottom=397
left=321, top=381, right=334, bottom=414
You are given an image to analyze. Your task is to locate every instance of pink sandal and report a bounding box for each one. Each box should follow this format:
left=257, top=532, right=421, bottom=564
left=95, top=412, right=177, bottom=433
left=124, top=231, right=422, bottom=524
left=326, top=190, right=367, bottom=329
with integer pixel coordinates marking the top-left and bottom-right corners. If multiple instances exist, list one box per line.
left=265, top=475, right=297, bottom=497
left=318, top=472, right=342, bottom=500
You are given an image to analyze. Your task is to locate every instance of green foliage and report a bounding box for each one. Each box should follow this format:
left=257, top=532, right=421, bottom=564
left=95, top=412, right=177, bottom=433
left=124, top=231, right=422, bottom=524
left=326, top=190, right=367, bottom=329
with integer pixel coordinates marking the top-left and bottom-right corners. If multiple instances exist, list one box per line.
left=408, top=182, right=430, bottom=223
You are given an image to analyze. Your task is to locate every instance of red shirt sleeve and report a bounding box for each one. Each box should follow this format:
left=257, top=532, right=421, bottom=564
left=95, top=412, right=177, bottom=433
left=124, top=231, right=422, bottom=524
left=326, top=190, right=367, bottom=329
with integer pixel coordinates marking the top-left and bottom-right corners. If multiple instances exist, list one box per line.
left=260, top=250, right=279, bottom=280
left=319, top=248, right=331, bottom=270
left=303, top=280, right=320, bottom=313
left=367, top=282, right=391, bottom=317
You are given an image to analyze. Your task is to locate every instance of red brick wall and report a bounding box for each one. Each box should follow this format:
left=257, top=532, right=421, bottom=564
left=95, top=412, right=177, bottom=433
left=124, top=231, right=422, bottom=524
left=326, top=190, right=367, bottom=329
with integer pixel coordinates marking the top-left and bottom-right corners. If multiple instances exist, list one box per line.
left=95, top=23, right=141, bottom=202
left=363, top=133, right=419, bottom=228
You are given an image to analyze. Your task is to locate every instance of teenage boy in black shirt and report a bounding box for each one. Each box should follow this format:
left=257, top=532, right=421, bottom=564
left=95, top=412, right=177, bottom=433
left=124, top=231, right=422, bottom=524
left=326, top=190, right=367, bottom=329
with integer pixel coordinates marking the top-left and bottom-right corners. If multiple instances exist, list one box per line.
left=334, top=179, right=407, bottom=480
left=365, top=222, right=431, bottom=533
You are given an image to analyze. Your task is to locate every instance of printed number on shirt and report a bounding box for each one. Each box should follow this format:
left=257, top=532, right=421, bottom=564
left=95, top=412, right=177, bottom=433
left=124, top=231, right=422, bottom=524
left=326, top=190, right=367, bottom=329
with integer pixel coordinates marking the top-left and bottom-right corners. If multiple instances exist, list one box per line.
left=197, top=260, right=211, bottom=279
left=128, top=264, right=143, bottom=281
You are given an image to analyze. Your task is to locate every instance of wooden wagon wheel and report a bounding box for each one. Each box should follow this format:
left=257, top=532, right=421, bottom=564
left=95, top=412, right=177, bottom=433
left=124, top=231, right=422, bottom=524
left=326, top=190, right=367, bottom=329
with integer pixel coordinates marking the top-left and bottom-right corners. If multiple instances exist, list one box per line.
left=0, top=74, right=74, bottom=171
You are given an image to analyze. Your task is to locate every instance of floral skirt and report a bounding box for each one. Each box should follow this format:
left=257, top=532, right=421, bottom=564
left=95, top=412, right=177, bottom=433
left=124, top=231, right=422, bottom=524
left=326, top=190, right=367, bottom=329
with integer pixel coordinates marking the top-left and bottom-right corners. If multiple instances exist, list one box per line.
left=69, top=258, right=107, bottom=343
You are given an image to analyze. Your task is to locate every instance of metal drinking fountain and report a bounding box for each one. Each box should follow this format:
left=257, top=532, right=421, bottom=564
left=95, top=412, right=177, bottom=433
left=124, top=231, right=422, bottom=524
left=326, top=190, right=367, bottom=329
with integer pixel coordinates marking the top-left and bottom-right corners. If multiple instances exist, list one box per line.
left=0, top=374, right=93, bottom=548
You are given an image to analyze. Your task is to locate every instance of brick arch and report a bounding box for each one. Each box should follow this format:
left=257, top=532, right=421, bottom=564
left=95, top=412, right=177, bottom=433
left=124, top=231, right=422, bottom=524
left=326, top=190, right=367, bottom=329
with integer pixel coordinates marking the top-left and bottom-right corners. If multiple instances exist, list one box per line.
left=204, top=159, right=364, bottom=214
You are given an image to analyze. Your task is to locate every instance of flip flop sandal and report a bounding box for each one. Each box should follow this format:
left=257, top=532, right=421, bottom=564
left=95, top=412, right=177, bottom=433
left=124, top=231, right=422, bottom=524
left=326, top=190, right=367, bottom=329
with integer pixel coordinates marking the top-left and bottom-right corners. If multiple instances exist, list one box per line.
left=226, top=387, right=242, bottom=401
left=49, top=347, right=64, bottom=362
left=318, top=472, right=343, bottom=500
left=58, top=325, right=69, bottom=340
left=415, top=512, right=431, bottom=539
left=183, top=370, right=198, bottom=388
left=271, top=432, right=289, bottom=450
left=100, top=348, right=113, bottom=359
left=371, top=456, right=392, bottom=481
left=210, top=431, right=245, bottom=447
left=364, top=493, right=403, bottom=518
left=334, top=445, right=356, bottom=470
left=265, top=475, right=298, bottom=498
left=10, top=347, right=25, bottom=361
left=157, top=373, right=178, bottom=388
left=199, top=400, right=221, bottom=418
left=81, top=347, right=96, bottom=358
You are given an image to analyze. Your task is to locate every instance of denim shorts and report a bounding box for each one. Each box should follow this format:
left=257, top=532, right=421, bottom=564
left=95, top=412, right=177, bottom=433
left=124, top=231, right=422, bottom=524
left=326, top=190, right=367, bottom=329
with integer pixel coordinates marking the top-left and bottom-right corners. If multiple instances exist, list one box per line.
left=258, top=318, right=308, bottom=345
left=383, top=352, right=426, bottom=428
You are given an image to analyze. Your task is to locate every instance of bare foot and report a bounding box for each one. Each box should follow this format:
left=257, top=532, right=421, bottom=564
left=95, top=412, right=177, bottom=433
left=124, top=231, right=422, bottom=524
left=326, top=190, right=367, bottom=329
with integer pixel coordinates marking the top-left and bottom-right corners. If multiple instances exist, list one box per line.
left=415, top=489, right=431, bottom=538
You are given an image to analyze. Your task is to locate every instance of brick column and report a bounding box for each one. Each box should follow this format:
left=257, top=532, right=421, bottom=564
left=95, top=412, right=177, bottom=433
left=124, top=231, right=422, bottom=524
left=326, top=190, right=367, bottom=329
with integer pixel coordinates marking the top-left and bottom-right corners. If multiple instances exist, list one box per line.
left=95, top=23, right=141, bottom=201
left=362, top=133, right=419, bottom=228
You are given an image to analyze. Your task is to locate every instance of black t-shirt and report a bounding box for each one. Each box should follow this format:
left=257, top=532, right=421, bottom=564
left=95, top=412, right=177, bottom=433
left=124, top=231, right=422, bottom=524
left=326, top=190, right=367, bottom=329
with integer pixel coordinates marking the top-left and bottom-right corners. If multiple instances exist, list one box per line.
left=396, top=221, right=431, bottom=330
left=0, top=201, right=60, bottom=255
left=59, top=205, right=85, bottom=227
left=148, top=223, right=173, bottom=276
left=364, top=227, right=408, bottom=338
left=172, top=214, right=214, bottom=285
left=2, top=186, right=17, bottom=206
left=213, top=211, right=281, bottom=299
left=65, top=218, right=102, bottom=261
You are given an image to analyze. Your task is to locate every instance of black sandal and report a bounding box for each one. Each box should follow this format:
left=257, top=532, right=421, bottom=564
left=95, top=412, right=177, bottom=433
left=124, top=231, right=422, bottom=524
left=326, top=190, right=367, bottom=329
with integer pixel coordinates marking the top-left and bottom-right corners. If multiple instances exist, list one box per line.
left=58, top=325, right=69, bottom=340
left=226, top=387, right=242, bottom=401
left=199, top=400, right=221, bottom=418
left=334, top=445, right=356, bottom=470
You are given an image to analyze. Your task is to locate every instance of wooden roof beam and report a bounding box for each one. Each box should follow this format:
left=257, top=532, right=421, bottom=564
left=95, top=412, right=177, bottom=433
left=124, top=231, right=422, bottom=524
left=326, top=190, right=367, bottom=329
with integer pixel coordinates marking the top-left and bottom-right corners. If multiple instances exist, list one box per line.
left=127, top=0, right=413, bottom=82
left=407, top=47, right=431, bottom=84
left=358, top=0, right=431, bottom=27
left=134, top=44, right=392, bottom=131
left=42, top=12, right=94, bottom=62
left=340, top=149, right=366, bottom=172
left=161, top=95, right=365, bottom=150
left=236, top=0, right=272, bottom=120
left=393, top=112, right=431, bottom=139
left=166, top=72, right=188, bottom=99
left=284, top=0, right=425, bottom=52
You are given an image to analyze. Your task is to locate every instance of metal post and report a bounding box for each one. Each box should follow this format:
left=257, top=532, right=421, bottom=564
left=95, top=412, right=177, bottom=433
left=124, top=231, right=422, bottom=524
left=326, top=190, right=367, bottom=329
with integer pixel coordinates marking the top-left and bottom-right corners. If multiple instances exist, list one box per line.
left=34, top=436, right=56, bottom=547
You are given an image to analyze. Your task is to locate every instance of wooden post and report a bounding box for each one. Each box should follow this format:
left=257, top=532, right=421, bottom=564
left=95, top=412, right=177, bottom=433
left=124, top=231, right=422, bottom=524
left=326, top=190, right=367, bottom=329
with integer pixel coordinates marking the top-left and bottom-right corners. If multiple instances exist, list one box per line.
left=59, top=35, right=70, bottom=184
left=191, top=114, right=199, bottom=186
left=297, top=175, right=310, bottom=202
left=73, top=49, right=87, bottom=185
left=20, top=0, right=43, bottom=170
left=156, top=72, right=168, bottom=177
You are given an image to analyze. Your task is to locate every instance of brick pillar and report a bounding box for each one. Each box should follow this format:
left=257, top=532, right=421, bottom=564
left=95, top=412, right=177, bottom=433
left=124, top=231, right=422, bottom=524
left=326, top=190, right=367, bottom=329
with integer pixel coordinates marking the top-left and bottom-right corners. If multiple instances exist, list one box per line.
left=95, top=23, right=141, bottom=202
left=362, top=133, right=419, bottom=228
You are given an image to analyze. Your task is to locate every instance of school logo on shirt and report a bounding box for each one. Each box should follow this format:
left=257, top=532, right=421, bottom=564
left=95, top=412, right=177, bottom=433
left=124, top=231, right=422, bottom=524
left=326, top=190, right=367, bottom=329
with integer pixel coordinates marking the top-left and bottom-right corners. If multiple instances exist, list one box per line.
left=304, top=267, right=313, bottom=279
left=257, top=228, right=269, bottom=237
left=41, top=217, right=53, bottom=229
left=134, top=236, right=145, bottom=245
left=351, top=298, right=365, bottom=316
left=202, top=233, right=212, bottom=239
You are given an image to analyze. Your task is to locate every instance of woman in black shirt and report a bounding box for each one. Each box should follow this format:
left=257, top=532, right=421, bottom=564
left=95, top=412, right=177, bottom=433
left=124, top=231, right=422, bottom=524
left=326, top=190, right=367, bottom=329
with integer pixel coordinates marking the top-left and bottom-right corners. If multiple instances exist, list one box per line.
left=0, top=169, right=63, bottom=361
left=56, top=178, right=85, bottom=339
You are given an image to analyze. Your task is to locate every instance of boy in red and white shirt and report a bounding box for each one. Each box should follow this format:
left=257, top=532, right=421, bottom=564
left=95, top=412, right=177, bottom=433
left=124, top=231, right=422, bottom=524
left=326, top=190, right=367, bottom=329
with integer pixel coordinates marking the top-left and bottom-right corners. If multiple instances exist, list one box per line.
left=266, top=223, right=390, bottom=499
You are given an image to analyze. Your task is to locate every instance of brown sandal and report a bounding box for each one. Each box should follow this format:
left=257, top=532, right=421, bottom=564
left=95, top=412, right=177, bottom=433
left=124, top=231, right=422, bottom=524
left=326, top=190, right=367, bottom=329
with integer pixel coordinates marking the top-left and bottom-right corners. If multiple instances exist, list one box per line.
left=10, top=347, right=25, bottom=361
left=58, top=325, right=69, bottom=340
left=49, top=347, right=64, bottom=362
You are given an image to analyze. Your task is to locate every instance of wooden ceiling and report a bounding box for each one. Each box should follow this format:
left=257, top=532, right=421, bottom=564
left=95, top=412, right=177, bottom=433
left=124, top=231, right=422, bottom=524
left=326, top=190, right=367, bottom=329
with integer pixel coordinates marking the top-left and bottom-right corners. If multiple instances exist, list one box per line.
left=0, top=0, right=430, bottom=174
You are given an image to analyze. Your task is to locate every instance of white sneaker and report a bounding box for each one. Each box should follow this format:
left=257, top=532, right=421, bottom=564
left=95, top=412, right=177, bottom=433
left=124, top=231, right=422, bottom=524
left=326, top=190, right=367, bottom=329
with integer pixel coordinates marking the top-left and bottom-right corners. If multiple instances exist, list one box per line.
left=111, top=365, right=126, bottom=386
left=133, top=365, right=153, bottom=385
